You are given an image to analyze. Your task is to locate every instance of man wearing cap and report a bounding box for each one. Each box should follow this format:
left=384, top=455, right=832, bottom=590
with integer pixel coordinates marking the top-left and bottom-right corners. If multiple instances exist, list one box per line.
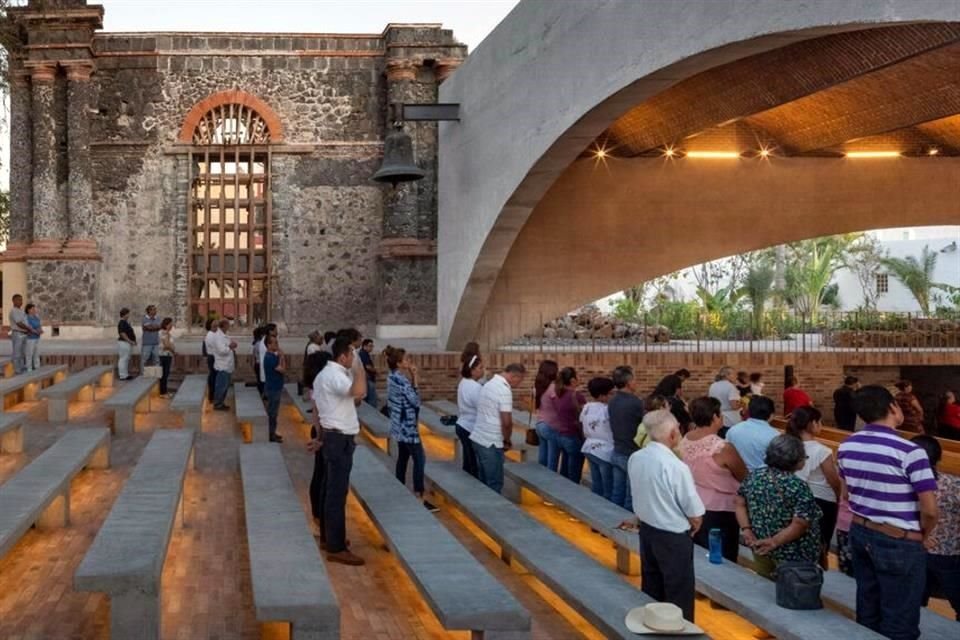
left=621, top=409, right=704, bottom=622
left=837, top=385, right=938, bottom=640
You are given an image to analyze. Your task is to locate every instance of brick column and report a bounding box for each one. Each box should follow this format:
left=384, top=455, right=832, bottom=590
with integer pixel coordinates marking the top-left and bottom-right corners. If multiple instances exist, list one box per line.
left=27, top=63, right=65, bottom=257
left=63, top=62, right=98, bottom=258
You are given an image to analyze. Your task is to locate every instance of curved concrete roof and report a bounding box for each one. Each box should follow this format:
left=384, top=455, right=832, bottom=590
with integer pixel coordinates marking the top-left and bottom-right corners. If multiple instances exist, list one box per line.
left=438, top=0, right=960, bottom=349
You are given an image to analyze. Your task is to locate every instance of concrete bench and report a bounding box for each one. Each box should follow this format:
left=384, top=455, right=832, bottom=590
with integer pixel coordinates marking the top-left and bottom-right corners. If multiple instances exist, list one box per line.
left=240, top=445, right=339, bottom=639
left=350, top=446, right=530, bottom=639
left=37, top=365, right=114, bottom=422
left=424, top=400, right=530, bottom=462
left=425, top=462, right=673, bottom=639
left=357, top=401, right=394, bottom=456
left=0, top=428, right=111, bottom=559
left=169, top=374, right=208, bottom=430
left=234, top=383, right=268, bottom=443
left=0, top=364, right=68, bottom=410
left=502, top=462, right=886, bottom=640
left=0, top=412, right=28, bottom=453
left=0, top=357, right=13, bottom=378
left=103, top=377, right=159, bottom=434
left=284, top=383, right=311, bottom=423
left=427, top=399, right=532, bottom=429
left=74, top=429, right=196, bottom=640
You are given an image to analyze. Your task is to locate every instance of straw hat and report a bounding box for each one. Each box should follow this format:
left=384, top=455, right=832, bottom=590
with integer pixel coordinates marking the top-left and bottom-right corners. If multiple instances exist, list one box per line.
left=625, top=603, right=704, bottom=635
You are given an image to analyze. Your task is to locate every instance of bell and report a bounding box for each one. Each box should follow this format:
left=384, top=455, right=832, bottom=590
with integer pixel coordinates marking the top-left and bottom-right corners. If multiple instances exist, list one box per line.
left=373, top=124, right=425, bottom=187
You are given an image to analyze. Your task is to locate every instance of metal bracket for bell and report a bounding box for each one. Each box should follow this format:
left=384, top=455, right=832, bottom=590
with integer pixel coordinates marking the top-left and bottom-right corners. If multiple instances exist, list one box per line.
left=373, top=122, right=425, bottom=187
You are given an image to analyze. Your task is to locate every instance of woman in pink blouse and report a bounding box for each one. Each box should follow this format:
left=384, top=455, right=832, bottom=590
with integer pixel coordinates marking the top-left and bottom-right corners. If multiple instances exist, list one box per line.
left=680, top=396, right=748, bottom=561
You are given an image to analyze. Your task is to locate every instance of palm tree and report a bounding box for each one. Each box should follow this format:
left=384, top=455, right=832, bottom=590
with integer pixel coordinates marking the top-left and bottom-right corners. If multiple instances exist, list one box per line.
left=740, top=263, right=775, bottom=336
left=881, top=246, right=948, bottom=316
left=785, top=237, right=849, bottom=324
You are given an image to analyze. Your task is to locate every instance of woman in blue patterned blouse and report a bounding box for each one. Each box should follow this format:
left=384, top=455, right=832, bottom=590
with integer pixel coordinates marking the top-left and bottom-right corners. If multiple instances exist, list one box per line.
left=386, top=346, right=437, bottom=511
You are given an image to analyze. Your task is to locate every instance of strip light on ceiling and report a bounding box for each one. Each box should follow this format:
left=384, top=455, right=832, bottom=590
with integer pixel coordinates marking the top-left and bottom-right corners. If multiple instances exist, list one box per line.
left=685, top=150, right=741, bottom=159
left=845, top=151, right=901, bottom=158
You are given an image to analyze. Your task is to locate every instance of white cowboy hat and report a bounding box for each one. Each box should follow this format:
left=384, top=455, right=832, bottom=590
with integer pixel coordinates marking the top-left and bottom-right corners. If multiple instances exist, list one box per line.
left=625, top=603, right=704, bottom=635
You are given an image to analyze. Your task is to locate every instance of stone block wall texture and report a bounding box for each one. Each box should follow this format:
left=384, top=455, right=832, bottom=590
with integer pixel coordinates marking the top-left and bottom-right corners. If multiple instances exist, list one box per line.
left=10, top=15, right=464, bottom=331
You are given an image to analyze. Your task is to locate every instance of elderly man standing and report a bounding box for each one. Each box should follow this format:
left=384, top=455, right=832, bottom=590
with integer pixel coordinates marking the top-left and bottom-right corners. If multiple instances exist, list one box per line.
left=210, top=319, right=237, bottom=411
left=837, top=385, right=938, bottom=640
left=470, top=363, right=527, bottom=493
left=621, top=409, right=705, bottom=622
left=141, top=305, right=162, bottom=369
left=8, top=294, right=30, bottom=374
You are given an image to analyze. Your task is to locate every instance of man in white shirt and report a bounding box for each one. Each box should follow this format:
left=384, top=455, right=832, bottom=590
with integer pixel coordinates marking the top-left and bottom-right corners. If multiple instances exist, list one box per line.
left=470, top=363, right=526, bottom=493
left=308, top=336, right=366, bottom=566
left=8, top=294, right=30, bottom=374
left=256, top=323, right=276, bottom=397
left=211, top=319, right=237, bottom=410
left=621, top=409, right=705, bottom=623
left=708, top=366, right=743, bottom=429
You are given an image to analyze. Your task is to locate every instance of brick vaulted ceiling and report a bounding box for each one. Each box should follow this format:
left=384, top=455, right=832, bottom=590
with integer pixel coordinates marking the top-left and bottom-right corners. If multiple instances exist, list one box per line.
left=599, top=24, right=960, bottom=157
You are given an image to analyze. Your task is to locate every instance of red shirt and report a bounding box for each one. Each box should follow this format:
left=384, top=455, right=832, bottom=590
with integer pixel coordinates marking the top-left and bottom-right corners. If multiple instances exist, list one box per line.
left=940, top=403, right=960, bottom=430
left=783, top=387, right=812, bottom=416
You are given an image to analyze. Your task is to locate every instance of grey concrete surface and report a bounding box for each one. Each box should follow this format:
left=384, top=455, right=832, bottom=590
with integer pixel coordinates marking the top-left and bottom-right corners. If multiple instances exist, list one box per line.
left=74, top=429, right=196, bottom=640
left=503, top=461, right=891, bottom=640
left=239, top=444, right=339, bottom=638
left=234, top=383, right=267, bottom=443
left=351, top=446, right=531, bottom=636
left=425, top=462, right=678, bottom=639
left=437, top=0, right=960, bottom=348
left=0, top=427, right=110, bottom=559
left=169, top=374, right=208, bottom=428
left=38, top=365, right=114, bottom=422
left=104, top=377, right=158, bottom=434
left=0, top=412, right=27, bottom=453
left=0, top=365, right=68, bottom=406
left=357, top=402, right=390, bottom=439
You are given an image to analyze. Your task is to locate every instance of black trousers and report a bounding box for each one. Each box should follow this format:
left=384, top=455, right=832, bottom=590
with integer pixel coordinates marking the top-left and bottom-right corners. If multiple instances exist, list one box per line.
left=159, top=355, right=173, bottom=395
left=318, top=431, right=355, bottom=553
left=692, top=509, right=740, bottom=562
left=309, top=426, right=324, bottom=520
left=816, top=498, right=839, bottom=549
left=205, top=354, right=216, bottom=402
left=640, top=522, right=697, bottom=623
left=455, top=424, right=479, bottom=478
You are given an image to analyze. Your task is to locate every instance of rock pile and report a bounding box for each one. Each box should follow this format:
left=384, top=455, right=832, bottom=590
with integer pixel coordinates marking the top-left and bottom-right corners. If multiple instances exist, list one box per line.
left=527, top=305, right=670, bottom=343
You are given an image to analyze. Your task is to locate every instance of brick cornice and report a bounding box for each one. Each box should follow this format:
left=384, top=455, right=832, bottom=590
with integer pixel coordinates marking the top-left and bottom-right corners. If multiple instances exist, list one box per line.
left=435, top=57, right=462, bottom=83
left=63, top=61, right=96, bottom=81
left=379, top=238, right=437, bottom=259
left=26, top=63, right=57, bottom=83
left=25, top=239, right=102, bottom=261
left=385, top=59, right=419, bottom=82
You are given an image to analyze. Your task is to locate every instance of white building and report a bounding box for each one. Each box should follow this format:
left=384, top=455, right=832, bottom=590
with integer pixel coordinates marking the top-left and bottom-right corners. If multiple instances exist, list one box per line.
left=834, top=226, right=960, bottom=313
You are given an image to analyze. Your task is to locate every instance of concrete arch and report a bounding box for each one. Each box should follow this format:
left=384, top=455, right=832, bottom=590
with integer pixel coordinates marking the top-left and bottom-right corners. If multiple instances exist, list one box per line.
left=438, top=0, right=960, bottom=349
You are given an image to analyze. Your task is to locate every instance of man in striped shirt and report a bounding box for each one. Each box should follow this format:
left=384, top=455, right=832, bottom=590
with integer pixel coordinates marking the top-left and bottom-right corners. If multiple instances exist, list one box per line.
left=837, top=385, right=938, bottom=640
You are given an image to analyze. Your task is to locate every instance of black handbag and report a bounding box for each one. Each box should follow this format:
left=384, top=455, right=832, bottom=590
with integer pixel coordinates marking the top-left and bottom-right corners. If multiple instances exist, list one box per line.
left=775, top=561, right=823, bottom=610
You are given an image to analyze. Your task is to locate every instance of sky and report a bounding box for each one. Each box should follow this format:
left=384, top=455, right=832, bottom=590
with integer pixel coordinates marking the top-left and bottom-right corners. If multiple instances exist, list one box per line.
left=0, top=0, right=520, bottom=186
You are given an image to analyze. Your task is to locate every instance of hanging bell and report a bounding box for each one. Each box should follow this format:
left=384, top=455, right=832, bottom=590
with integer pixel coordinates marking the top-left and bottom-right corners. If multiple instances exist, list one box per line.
left=373, top=123, right=425, bottom=187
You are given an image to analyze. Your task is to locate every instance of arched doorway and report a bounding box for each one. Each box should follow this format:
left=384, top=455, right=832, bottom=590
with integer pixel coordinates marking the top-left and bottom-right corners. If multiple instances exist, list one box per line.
left=182, top=92, right=282, bottom=329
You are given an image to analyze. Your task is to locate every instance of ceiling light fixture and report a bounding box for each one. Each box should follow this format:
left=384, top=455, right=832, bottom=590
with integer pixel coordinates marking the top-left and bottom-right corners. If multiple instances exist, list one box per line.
left=663, top=146, right=677, bottom=158
left=928, top=148, right=940, bottom=156
left=845, top=151, right=901, bottom=158
left=685, top=150, right=740, bottom=159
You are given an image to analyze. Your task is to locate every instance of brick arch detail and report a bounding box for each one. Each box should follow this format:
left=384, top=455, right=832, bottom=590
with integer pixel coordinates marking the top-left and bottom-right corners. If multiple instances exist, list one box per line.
left=178, top=89, right=284, bottom=143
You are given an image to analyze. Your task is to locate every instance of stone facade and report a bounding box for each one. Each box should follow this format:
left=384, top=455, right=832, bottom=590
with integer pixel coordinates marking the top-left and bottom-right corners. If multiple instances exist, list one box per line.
left=3, top=1, right=465, bottom=335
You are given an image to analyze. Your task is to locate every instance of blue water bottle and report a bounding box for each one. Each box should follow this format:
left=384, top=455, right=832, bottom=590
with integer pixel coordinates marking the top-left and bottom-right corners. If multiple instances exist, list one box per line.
left=708, top=528, right=723, bottom=564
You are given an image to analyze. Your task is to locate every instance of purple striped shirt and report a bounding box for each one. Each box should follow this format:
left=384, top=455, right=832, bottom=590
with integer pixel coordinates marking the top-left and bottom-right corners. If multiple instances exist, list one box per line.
left=837, top=424, right=937, bottom=531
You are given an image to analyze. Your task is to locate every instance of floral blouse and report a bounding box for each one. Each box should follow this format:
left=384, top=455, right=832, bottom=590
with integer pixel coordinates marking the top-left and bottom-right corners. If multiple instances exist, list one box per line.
left=388, top=369, right=421, bottom=444
left=738, top=467, right=822, bottom=564
left=928, top=472, right=960, bottom=556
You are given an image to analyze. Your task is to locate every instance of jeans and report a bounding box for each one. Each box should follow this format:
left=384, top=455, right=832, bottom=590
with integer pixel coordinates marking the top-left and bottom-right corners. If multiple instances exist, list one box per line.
left=455, top=424, right=479, bottom=478
left=925, top=553, right=960, bottom=621
left=555, top=434, right=584, bottom=483
left=640, top=523, right=697, bottom=623
left=585, top=453, right=613, bottom=501
left=395, top=440, right=426, bottom=494
left=214, top=370, right=232, bottom=407
left=141, top=343, right=159, bottom=367
left=11, top=332, right=27, bottom=374
left=266, top=388, right=282, bottom=440
left=535, top=421, right=556, bottom=469
left=692, top=510, right=740, bottom=563
left=474, top=444, right=505, bottom=493
left=318, top=431, right=355, bottom=552
left=23, top=339, right=40, bottom=372
left=850, top=522, right=927, bottom=640
left=364, top=376, right=378, bottom=408
left=610, top=451, right=633, bottom=510
left=309, top=426, right=324, bottom=521
left=206, top=355, right=216, bottom=402
left=117, top=341, right=132, bottom=379
left=159, top=355, right=173, bottom=395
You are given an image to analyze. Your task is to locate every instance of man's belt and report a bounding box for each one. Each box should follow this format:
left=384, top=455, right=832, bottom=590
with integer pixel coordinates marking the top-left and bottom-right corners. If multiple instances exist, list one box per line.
left=851, top=515, right=924, bottom=542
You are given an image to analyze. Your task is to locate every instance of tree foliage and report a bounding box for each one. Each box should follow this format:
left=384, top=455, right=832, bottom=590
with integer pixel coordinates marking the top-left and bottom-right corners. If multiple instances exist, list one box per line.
left=880, top=245, right=952, bottom=316
left=845, top=235, right=887, bottom=311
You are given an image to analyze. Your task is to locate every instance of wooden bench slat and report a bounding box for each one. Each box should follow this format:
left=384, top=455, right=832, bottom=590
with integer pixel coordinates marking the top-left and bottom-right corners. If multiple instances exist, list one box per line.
left=351, top=446, right=530, bottom=635
left=426, top=462, right=663, bottom=639
left=503, top=462, right=890, bottom=640
left=0, top=428, right=110, bottom=559
left=240, top=445, right=339, bottom=637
